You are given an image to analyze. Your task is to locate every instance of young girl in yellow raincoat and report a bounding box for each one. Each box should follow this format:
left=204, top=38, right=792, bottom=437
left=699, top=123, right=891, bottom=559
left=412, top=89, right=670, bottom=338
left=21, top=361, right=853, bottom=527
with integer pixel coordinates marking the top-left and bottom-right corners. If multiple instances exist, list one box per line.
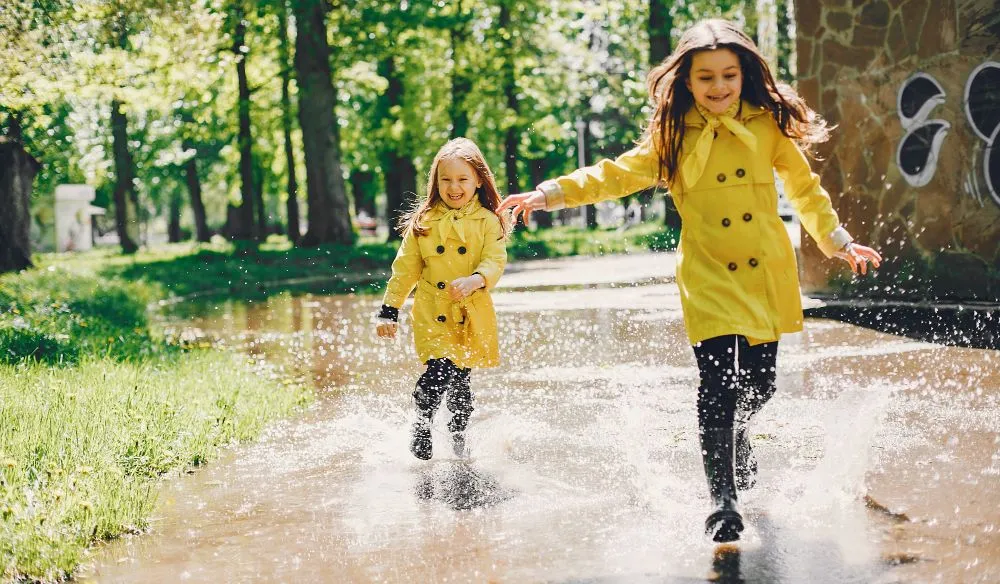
left=376, top=138, right=509, bottom=461
left=499, top=20, right=882, bottom=543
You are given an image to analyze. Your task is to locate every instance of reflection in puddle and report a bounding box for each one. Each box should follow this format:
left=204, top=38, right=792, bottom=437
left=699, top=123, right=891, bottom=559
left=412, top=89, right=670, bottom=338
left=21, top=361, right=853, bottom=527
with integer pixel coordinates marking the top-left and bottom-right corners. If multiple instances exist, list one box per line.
left=414, top=461, right=515, bottom=511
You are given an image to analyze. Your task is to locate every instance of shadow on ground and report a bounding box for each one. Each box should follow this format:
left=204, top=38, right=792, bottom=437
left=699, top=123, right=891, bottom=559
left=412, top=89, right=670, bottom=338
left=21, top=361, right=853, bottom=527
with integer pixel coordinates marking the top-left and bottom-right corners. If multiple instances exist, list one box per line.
left=806, top=300, right=998, bottom=349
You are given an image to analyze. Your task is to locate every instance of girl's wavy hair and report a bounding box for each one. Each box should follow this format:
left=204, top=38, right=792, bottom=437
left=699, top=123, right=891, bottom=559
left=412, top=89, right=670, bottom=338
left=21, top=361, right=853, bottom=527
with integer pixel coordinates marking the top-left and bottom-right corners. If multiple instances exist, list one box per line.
left=398, top=137, right=511, bottom=239
left=645, top=19, right=831, bottom=186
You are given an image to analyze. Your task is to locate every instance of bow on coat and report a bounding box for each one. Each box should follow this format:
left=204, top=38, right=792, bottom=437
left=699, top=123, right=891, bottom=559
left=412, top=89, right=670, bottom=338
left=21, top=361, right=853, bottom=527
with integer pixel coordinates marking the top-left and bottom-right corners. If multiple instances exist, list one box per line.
left=681, top=101, right=758, bottom=190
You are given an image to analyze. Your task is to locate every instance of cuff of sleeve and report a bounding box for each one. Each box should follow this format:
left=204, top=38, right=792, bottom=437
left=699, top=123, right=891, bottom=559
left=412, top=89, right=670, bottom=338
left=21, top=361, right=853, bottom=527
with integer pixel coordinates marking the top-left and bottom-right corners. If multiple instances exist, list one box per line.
left=537, top=180, right=566, bottom=211
left=377, top=304, right=399, bottom=321
left=819, top=226, right=854, bottom=258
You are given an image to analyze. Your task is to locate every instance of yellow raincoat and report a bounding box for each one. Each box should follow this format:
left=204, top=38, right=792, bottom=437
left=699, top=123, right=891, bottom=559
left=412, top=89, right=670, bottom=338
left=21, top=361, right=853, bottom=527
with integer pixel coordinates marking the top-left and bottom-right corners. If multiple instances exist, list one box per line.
left=383, top=199, right=507, bottom=368
left=537, top=101, right=853, bottom=345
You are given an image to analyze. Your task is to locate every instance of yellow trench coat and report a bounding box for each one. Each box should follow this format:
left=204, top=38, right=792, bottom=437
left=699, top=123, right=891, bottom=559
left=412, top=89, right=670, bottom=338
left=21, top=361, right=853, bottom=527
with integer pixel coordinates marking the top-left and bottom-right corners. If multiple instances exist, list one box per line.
left=383, top=199, right=507, bottom=369
left=537, top=101, right=853, bottom=346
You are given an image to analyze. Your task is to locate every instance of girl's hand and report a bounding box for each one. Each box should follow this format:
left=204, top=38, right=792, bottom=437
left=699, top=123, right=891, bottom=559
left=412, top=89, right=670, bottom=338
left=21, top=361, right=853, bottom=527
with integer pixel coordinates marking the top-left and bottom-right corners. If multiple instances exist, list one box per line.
left=498, top=190, right=546, bottom=225
left=449, top=274, right=486, bottom=301
left=376, top=320, right=398, bottom=338
left=834, top=242, right=883, bottom=275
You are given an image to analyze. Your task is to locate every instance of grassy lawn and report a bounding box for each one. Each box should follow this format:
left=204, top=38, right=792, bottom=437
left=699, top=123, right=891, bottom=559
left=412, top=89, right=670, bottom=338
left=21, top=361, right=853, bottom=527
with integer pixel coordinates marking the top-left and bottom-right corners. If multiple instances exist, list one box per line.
left=0, top=268, right=309, bottom=582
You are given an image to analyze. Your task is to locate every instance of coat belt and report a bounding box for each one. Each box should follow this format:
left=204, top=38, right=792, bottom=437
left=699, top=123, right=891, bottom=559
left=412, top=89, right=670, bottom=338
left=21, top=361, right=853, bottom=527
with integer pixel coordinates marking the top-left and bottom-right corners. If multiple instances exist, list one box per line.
left=416, top=279, right=477, bottom=336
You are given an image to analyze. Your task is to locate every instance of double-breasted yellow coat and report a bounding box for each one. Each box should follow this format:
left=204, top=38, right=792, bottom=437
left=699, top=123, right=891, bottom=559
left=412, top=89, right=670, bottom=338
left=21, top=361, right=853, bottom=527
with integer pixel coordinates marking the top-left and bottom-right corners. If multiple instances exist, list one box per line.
left=383, top=199, right=507, bottom=368
left=537, top=101, right=853, bottom=345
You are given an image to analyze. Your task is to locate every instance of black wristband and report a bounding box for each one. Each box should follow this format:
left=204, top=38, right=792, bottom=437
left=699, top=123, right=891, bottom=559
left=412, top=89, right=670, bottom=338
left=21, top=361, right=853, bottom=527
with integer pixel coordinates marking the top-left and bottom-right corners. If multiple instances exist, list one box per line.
left=377, top=304, right=399, bottom=322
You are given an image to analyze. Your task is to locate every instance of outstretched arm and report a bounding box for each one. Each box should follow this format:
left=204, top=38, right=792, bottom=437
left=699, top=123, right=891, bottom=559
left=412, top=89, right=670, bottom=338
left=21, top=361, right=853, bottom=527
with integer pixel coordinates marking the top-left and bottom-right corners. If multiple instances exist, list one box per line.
left=773, top=135, right=882, bottom=274
left=498, top=139, right=661, bottom=224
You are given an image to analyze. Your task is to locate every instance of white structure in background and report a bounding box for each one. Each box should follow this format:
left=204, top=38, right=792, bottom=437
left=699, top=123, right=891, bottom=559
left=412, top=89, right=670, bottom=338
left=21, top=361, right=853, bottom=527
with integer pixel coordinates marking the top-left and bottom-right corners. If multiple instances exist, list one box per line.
left=55, top=184, right=105, bottom=252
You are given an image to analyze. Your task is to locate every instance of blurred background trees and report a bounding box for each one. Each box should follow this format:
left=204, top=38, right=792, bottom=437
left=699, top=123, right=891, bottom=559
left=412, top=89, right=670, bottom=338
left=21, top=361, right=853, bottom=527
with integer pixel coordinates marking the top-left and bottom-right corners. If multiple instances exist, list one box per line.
left=1, top=0, right=796, bottom=257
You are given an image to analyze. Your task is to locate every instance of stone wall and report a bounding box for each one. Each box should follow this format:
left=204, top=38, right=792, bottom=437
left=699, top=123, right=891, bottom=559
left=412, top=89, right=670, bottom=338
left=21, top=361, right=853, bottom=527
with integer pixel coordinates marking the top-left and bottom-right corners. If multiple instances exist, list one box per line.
left=794, top=0, right=1000, bottom=301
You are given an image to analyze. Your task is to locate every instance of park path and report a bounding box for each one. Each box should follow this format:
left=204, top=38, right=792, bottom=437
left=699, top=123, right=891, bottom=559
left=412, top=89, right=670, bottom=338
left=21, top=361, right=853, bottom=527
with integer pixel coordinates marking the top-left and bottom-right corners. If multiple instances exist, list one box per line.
left=80, top=252, right=999, bottom=584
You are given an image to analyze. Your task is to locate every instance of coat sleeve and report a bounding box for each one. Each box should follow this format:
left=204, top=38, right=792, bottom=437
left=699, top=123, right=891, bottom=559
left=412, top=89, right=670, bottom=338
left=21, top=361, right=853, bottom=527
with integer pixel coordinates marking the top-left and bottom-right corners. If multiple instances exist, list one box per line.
left=536, top=138, right=661, bottom=211
left=772, top=135, right=853, bottom=258
left=382, top=231, right=423, bottom=308
left=474, top=215, right=507, bottom=290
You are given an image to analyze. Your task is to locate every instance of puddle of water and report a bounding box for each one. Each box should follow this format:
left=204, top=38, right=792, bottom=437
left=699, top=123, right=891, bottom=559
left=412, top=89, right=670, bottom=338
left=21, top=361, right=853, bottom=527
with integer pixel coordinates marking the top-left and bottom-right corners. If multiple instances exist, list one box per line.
left=80, top=279, right=1000, bottom=583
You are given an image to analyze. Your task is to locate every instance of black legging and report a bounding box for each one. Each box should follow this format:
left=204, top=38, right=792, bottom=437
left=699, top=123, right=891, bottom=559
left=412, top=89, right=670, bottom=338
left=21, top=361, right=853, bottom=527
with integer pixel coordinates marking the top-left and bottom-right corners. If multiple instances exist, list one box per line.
left=413, top=358, right=473, bottom=432
left=693, top=335, right=778, bottom=429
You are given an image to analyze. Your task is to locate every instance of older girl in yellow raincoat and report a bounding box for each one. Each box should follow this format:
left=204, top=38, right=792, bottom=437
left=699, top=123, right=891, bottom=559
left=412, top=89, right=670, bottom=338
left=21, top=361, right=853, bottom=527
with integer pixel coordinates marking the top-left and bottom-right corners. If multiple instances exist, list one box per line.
left=376, top=138, right=509, bottom=461
left=499, top=20, right=882, bottom=542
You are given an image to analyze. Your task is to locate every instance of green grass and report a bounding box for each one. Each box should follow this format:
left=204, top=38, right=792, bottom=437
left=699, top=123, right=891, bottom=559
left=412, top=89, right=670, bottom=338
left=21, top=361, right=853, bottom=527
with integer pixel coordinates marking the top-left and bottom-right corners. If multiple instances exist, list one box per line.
left=0, top=265, right=309, bottom=582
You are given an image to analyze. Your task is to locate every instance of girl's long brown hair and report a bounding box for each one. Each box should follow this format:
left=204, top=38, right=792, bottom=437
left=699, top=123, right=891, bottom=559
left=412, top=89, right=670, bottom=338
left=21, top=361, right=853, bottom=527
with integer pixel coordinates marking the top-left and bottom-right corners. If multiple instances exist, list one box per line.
left=398, top=137, right=511, bottom=239
left=645, top=19, right=831, bottom=186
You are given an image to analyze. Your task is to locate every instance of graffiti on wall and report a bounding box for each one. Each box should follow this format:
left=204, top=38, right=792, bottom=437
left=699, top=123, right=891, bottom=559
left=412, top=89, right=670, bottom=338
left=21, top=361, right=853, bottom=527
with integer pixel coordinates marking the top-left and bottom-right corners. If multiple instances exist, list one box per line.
left=964, top=62, right=1000, bottom=209
left=896, top=73, right=950, bottom=188
left=896, top=63, right=1000, bottom=209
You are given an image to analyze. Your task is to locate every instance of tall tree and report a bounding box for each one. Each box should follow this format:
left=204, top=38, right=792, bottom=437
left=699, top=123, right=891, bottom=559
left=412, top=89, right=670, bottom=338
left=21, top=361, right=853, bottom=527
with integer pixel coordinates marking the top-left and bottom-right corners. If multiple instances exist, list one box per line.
left=449, top=0, right=472, bottom=138
left=649, top=0, right=680, bottom=228
left=182, top=135, right=211, bottom=241
left=0, top=138, right=39, bottom=273
left=109, top=96, right=140, bottom=253
left=375, top=55, right=418, bottom=241
left=277, top=0, right=300, bottom=242
left=107, top=9, right=141, bottom=253
left=293, top=0, right=353, bottom=246
left=228, top=0, right=259, bottom=241
left=498, top=2, right=522, bottom=199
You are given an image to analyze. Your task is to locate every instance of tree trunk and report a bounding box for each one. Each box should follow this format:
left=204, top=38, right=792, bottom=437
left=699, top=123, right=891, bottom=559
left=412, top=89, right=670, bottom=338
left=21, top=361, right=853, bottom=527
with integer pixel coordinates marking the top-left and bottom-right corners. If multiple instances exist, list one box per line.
left=381, top=152, right=417, bottom=240
left=499, top=4, right=521, bottom=199
left=350, top=170, right=376, bottom=217
left=449, top=0, right=471, bottom=138
left=529, top=158, right=552, bottom=229
left=648, top=0, right=673, bottom=65
left=5, top=112, right=23, bottom=142
left=0, top=139, right=39, bottom=273
left=278, top=0, right=301, bottom=243
left=167, top=189, right=182, bottom=243
left=110, top=98, right=139, bottom=253
left=231, top=2, right=258, bottom=241
left=649, top=0, right=679, bottom=227
left=183, top=147, right=211, bottom=242
left=293, top=0, right=353, bottom=246
left=775, top=0, right=794, bottom=81
left=375, top=55, right=417, bottom=241
left=582, top=118, right=598, bottom=230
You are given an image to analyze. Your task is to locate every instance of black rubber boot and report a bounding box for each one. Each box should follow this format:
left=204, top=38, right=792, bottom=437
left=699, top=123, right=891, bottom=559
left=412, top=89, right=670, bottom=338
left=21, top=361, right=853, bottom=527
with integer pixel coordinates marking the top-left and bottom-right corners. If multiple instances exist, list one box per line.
left=446, top=369, right=473, bottom=458
left=410, top=417, right=432, bottom=460
left=700, top=427, right=744, bottom=542
left=734, top=423, right=757, bottom=491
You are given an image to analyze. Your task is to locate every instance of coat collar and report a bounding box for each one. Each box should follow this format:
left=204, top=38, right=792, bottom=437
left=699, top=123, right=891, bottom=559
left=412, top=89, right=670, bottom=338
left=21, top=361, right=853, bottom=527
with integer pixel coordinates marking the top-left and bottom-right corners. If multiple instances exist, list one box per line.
left=683, top=100, right=770, bottom=128
left=424, top=198, right=486, bottom=222
left=425, top=198, right=489, bottom=244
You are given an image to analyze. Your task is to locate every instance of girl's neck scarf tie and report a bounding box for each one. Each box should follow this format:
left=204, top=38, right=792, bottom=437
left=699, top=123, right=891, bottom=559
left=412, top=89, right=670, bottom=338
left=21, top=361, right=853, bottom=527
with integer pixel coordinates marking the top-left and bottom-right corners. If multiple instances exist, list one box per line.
left=681, top=101, right=758, bottom=190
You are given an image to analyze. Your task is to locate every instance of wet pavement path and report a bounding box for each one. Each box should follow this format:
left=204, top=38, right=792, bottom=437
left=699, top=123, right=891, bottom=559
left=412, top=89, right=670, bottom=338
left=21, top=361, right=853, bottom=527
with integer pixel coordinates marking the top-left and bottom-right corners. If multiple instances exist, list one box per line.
left=80, top=252, right=1000, bottom=583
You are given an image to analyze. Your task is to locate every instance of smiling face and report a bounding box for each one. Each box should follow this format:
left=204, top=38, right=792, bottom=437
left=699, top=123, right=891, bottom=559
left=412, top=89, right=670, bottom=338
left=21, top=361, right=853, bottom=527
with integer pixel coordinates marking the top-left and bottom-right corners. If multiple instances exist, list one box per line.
left=686, top=48, right=743, bottom=115
left=437, top=157, right=481, bottom=209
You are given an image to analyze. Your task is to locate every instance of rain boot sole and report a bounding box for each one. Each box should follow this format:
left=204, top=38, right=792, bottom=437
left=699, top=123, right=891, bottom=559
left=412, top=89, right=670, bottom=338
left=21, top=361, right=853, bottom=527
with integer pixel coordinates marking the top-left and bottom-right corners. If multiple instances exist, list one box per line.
left=706, top=509, right=744, bottom=543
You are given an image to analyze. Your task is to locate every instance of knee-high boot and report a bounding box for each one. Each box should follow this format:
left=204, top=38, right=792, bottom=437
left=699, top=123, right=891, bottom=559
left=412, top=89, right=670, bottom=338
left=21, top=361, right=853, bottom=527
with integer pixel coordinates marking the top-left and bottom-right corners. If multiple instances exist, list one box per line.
left=700, top=426, right=744, bottom=542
